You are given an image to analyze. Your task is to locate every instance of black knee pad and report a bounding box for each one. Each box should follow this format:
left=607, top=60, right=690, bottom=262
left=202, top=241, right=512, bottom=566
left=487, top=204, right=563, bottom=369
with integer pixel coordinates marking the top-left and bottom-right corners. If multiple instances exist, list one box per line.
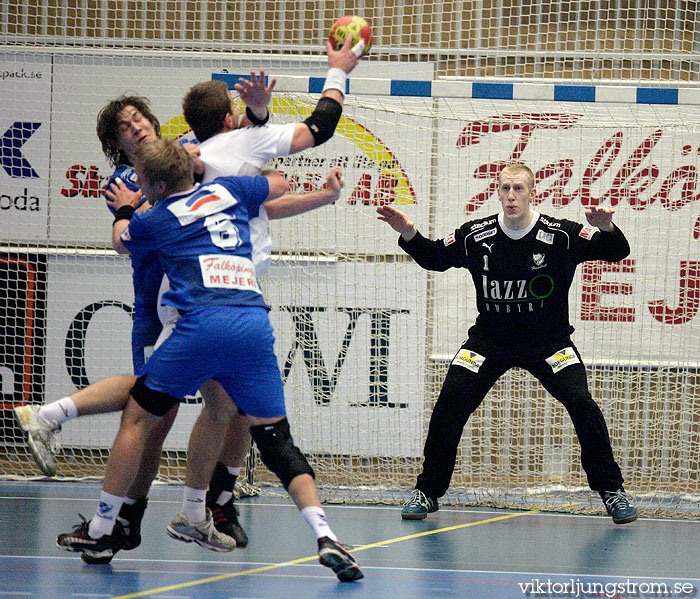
left=249, top=417, right=315, bottom=489
left=130, top=374, right=180, bottom=417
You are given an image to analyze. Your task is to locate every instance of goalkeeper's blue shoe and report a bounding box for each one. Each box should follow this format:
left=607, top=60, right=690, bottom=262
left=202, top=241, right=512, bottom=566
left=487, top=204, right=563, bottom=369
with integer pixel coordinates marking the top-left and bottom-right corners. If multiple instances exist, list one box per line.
left=602, top=488, right=637, bottom=524
left=401, top=489, right=439, bottom=520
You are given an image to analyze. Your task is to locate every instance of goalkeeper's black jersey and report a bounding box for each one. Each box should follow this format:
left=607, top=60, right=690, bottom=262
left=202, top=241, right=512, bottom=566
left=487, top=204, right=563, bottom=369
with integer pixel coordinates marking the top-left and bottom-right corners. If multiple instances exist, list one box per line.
left=399, top=213, right=630, bottom=345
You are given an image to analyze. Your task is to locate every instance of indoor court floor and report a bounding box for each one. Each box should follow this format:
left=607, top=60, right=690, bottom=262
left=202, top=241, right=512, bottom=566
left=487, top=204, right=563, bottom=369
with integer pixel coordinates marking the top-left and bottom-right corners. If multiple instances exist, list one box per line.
left=1, top=480, right=699, bottom=599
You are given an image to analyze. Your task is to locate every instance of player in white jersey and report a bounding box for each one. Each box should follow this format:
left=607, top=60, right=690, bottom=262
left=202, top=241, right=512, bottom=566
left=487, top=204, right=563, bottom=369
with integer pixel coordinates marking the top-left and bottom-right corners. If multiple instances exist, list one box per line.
left=51, top=35, right=362, bottom=566
left=58, top=139, right=363, bottom=581
left=161, top=33, right=362, bottom=550
left=17, top=50, right=352, bottom=552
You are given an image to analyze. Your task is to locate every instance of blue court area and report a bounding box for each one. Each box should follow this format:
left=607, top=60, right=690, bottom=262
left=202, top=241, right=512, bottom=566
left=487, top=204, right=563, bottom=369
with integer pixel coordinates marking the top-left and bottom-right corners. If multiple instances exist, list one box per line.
left=1, top=480, right=699, bottom=599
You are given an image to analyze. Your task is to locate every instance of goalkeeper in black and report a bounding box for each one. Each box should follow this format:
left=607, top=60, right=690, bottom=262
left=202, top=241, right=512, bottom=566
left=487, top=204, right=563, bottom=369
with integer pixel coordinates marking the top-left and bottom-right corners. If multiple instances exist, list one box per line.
left=377, top=163, right=637, bottom=525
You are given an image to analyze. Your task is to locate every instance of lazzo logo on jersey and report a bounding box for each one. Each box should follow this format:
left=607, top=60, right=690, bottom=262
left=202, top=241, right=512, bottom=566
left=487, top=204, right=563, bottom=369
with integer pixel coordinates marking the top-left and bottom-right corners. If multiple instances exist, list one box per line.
left=579, top=227, right=595, bottom=240
left=169, top=184, right=238, bottom=225
left=199, top=254, right=261, bottom=293
left=444, top=232, right=456, bottom=246
left=120, top=227, right=131, bottom=241
left=452, top=349, right=485, bottom=372
left=536, top=230, right=554, bottom=244
left=545, top=347, right=580, bottom=373
left=474, top=228, right=496, bottom=242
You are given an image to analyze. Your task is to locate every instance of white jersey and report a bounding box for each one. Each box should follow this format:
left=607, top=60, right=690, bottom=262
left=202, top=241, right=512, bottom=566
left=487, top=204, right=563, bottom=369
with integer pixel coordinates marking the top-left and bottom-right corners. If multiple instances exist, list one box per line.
left=155, top=123, right=296, bottom=347
left=200, top=123, right=296, bottom=277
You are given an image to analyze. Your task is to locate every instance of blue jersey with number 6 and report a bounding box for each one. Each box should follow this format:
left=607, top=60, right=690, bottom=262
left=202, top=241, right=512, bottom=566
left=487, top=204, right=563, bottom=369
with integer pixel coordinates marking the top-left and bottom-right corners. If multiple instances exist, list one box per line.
left=121, top=175, right=270, bottom=313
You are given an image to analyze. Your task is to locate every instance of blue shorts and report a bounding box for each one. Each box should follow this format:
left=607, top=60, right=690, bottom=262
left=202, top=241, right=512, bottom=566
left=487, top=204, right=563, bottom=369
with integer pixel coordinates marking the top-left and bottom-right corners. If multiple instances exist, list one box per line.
left=131, top=313, right=162, bottom=374
left=141, top=305, right=286, bottom=418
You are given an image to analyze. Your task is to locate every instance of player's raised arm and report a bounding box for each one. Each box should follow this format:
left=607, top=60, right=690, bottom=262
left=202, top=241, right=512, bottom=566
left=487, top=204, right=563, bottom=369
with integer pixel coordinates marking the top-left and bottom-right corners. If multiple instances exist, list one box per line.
left=377, top=205, right=417, bottom=241
left=585, top=205, right=615, bottom=232
left=578, top=205, right=630, bottom=263
left=236, top=70, right=276, bottom=127
left=289, top=35, right=360, bottom=153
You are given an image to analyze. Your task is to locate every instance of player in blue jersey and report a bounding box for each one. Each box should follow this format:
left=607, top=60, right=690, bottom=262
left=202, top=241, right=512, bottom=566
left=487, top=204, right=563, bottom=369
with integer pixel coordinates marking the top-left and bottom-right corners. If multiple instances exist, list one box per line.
left=47, top=36, right=361, bottom=563
left=169, top=34, right=361, bottom=546
left=16, top=95, right=182, bottom=556
left=57, top=139, right=363, bottom=581
left=15, top=91, right=259, bottom=551
left=377, top=163, right=637, bottom=526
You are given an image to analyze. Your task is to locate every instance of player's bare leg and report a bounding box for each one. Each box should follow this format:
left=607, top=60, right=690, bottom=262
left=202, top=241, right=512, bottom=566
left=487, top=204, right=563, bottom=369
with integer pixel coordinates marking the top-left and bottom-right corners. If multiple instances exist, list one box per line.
left=57, top=396, right=163, bottom=562
left=71, top=375, right=136, bottom=415
left=117, top=402, right=179, bottom=552
left=184, top=381, right=234, bottom=491
left=100, top=397, right=162, bottom=497
left=248, top=415, right=363, bottom=582
left=15, top=375, right=136, bottom=477
left=166, top=381, right=238, bottom=551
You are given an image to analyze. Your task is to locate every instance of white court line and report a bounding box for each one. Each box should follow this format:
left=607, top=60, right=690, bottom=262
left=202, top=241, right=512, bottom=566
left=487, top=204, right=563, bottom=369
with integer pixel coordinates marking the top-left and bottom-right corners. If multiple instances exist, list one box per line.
left=2, top=554, right=699, bottom=583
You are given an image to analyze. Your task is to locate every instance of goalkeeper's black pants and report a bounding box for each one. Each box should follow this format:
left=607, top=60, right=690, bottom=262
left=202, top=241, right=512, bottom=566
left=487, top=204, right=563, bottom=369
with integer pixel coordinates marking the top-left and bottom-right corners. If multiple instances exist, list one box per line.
left=415, top=336, right=624, bottom=499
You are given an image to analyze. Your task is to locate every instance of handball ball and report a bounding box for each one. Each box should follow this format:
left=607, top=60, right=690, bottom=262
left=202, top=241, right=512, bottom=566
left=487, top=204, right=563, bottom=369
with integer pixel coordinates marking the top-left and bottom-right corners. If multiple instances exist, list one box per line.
left=329, top=15, right=373, bottom=56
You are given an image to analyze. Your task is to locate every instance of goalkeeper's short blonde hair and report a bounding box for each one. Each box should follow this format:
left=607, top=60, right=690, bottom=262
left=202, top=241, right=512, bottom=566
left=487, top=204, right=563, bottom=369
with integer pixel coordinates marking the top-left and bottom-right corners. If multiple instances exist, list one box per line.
left=499, top=163, right=535, bottom=190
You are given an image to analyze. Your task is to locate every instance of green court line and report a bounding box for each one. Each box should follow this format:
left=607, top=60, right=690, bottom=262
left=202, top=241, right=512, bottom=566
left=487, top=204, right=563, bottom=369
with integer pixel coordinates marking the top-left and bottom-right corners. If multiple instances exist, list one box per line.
left=109, top=508, right=547, bottom=599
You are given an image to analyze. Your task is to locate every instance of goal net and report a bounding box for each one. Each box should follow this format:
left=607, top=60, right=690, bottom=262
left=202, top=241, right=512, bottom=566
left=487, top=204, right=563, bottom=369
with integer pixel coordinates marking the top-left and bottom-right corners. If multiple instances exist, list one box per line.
left=1, top=1, right=699, bottom=519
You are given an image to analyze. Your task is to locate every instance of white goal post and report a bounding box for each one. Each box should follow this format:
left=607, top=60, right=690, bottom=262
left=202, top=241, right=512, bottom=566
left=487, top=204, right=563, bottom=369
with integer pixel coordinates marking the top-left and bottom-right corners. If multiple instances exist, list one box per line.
left=1, top=1, right=699, bottom=519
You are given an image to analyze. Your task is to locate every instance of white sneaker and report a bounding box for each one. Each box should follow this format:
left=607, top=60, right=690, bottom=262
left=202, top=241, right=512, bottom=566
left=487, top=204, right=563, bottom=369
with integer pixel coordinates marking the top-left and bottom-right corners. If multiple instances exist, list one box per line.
left=166, top=508, right=236, bottom=552
left=14, top=405, right=61, bottom=477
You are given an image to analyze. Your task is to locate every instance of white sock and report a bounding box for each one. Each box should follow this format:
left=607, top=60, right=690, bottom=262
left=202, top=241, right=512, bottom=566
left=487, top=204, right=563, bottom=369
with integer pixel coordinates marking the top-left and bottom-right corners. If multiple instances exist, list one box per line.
left=214, top=466, right=241, bottom=504
left=88, top=491, right=124, bottom=538
left=301, top=506, right=337, bottom=541
left=216, top=490, right=234, bottom=505
left=38, top=397, right=77, bottom=424
left=181, top=486, right=207, bottom=523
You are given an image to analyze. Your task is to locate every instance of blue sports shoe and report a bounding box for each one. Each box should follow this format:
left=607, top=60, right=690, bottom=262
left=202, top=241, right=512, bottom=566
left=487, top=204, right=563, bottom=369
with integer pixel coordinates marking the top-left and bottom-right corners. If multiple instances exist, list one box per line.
left=602, top=488, right=638, bottom=524
left=401, top=489, right=439, bottom=520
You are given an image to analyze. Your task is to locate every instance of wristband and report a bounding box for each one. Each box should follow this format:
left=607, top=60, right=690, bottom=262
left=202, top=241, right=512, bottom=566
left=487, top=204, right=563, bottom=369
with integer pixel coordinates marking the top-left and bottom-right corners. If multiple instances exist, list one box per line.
left=322, top=67, right=347, bottom=95
left=113, top=205, right=135, bottom=225
left=245, top=106, right=270, bottom=126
